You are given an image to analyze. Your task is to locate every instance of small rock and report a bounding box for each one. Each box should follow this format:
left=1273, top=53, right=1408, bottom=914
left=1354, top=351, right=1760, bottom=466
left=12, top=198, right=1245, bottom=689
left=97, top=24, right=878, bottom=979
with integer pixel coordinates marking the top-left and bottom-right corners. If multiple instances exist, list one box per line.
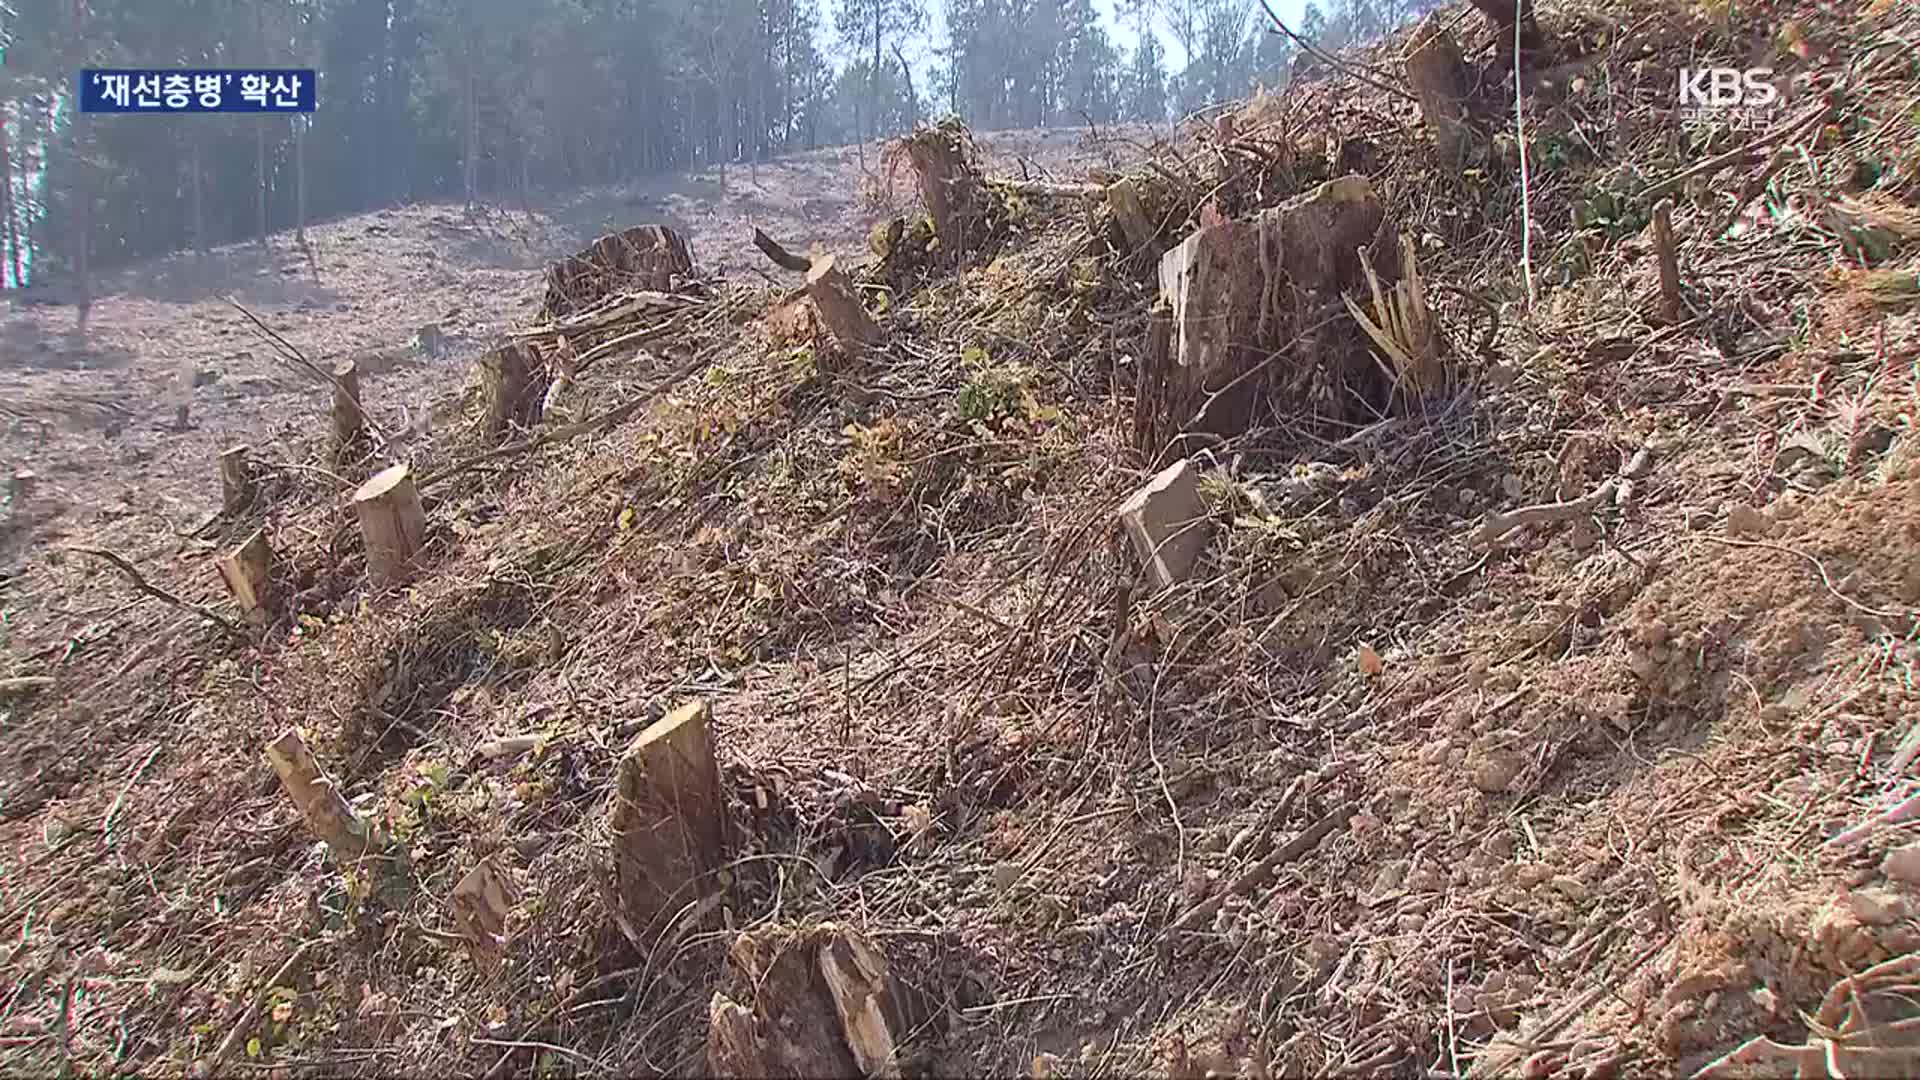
left=1847, top=886, right=1910, bottom=926
left=1882, top=844, right=1920, bottom=885
left=1726, top=504, right=1771, bottom=536
left=1471, top=751, right=1525, bottom=794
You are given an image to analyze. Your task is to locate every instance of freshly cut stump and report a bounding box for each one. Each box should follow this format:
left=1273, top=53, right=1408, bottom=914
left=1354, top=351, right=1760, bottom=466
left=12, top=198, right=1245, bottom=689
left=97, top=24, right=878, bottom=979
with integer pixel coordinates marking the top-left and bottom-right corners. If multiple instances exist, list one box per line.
left=264, top=728, right=379, bottom=860
left=609, top=699, right=725, bottom=950
left=805, top=255, right=885, bottom=357
left=330, top=358, right=366, bottom=461
left=218, top=445, right=254, bottom=515
left=351, top=463, right=426, bottom=587
left=216, top=528, right=275, bottom=627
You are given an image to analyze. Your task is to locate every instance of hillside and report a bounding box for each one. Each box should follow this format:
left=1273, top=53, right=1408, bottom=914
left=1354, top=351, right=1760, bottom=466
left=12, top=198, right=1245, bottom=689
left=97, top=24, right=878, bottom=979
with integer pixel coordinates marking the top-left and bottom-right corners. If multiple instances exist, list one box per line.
left=4, top=2, right=1920, bottom=1078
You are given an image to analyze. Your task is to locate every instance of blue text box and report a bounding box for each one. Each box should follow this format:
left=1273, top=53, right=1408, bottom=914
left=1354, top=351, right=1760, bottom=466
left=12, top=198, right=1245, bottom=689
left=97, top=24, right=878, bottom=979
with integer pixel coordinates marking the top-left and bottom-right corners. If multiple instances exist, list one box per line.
left=78, top=69, right=316, bottom=114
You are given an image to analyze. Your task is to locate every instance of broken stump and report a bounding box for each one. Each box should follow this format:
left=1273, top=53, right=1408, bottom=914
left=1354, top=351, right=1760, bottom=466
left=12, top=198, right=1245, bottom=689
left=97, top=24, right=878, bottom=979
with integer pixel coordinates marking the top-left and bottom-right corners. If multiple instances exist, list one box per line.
left=330, top=358, right=366, bottom=460
left=1106, top=178, right=1156, bottom=253
left=351, top=463, right=427, bottom=588
left=542, top=225, right=695, bottom=320
left=264, top=728, right=380, bottom=859
left=216, top=528, right=276, bottom=627
left=706, top=924, right=910, bottom=1079
left=1406, top=21, right=1474, bottom=170
left=609, top=699, right=725, bottom=950
left=1156, top=174, right=1387, bottom=433
left=1652, top=199, right=1682, bottom=325
left=805, top=256, right=885, bottom=358
left=219, top=445, right=255, bottom=515
left=902, top=121, right=988, bottom=260
left=1117, top=459, right=1212, bottom=593
left=479, top=342, right=539, bottom=441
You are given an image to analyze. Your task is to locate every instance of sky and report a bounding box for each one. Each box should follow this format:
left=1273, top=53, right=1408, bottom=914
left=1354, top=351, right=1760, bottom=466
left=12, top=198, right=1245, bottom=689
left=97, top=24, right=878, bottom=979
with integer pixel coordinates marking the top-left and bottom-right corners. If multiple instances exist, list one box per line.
left=829, top=0, right=1314, bottom=77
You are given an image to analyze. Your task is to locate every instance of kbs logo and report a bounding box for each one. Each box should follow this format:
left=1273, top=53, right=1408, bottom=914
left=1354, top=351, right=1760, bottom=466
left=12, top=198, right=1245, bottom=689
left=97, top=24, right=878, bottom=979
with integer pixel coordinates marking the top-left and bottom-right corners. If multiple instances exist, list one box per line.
left=1677, top=68, right=1779, bottom=131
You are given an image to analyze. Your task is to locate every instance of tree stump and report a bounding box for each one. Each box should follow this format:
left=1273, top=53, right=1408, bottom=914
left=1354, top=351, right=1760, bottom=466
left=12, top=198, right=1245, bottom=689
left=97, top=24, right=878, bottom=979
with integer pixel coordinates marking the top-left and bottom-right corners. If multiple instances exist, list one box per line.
left=1469, top=0, right=1548, bottom=75
left=264, top=727, right=380, bottom=860
left=706, top=924, right=910, bottom=1079
left=351, top=463, right=427, bottom=588
left=330, top=358, right=366, bottom=461
left=542, top=225, right=696, bottom=320
left=219, top=445, right=255, bottom=515
left=609, top=699, right=725, bottom=951
left=479, top=342, right=539, bottom=440
left=217, top=528, right=276, bottom=627
left=805, top=256, right=885, bottom=358
left=10, top=468, right=38, bottom=505
left=1156, top=175, right=1388, bottom=434
left=1106, top=178, right=1156, bottom=253
left=1652, top=199, right=1682, bottom=325
left=902, top=122, right=987, bottom=260
left=1406, top=21, right=1474, bottom=170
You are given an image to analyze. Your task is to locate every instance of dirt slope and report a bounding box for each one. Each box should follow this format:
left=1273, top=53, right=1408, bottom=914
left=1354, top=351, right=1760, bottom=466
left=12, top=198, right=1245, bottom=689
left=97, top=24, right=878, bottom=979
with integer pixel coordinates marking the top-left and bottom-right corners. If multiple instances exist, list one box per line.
left=4, top=5, right=1920, bottom=1080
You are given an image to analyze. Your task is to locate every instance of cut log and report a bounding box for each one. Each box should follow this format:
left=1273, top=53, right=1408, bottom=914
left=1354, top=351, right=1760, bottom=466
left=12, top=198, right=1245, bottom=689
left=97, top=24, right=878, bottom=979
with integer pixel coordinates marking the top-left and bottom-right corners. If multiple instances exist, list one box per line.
left=263, top=727, right=380, bottom=859
left=1652, top=199, right=1682, bottom=325
left=216, top=528, right=275, bottom=627
left=805, top=255, right=885, bottom=357
left=219, top=445, right=255, bottom=515
left=0, top=676, right=54, bottom=700
left=706, top=924, right=910, bottom=1079
left=1406, top=21, right=1474, bottom=170
left=1107, top=178, right=1156, bottom=253
left=351, top=463, right=427, bottom=587
left=609, top=699, right=725, bottom=950
left=479, top=342, right=539, bottom=440
left=330, top=357, right=366, bottom=459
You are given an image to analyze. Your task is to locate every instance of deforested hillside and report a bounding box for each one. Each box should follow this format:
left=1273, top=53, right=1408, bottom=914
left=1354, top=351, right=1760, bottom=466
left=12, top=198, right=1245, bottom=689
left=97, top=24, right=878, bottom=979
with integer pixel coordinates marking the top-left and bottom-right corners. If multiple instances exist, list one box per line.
left=3, top=0, right=1920, bottom=1077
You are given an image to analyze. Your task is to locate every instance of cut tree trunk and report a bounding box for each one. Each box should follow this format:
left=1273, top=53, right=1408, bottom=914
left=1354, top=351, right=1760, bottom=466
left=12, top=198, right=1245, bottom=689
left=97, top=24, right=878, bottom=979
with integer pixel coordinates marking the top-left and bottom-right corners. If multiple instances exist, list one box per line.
left=1406, top=21, right=1474, bottom=170
left=331, top=358, right=366, bottom=461
left=9, top=469, right=37, bottom=504
left=217, top=528, right=275, bottom=627
left=219, top=444, right=255, bottom=514
left=264, top=727, right=381, bottom=860
left=351, top=463, right=427, bottom=588
left=609, top=699, right=725, bottom=951
left=542, top=225, right=695, bottom=320
left=479, top=342, right=539, bottom=440
left=804, top=255, right=885, bottom=358
left=706, top=924, right=912, bottom=1079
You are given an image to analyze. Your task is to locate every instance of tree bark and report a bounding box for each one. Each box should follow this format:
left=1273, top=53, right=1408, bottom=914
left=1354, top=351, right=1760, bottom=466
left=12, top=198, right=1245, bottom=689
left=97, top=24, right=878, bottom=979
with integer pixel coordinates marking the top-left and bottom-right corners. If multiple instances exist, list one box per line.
left=220, top=444, right=256, bottom=514
left=190, top=132, right=206, bottom=256
left=1406, top=22, right=1473, bottom=170
left=894, top=43, right=917, bottom=131
left=0, top=115, right=17, bottom=288
left=217, top=528, right=276, bottom=627
left=331, top=358, right=367, bottom=460
left=805, top=254, right=885, bottom=357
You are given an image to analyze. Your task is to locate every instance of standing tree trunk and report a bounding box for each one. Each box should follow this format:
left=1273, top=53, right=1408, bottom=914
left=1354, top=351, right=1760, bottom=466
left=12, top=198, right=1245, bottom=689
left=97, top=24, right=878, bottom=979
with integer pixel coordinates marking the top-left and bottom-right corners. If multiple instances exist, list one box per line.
left=190, top=131, right=206, bottom=255
left=256, top=115, right=268, bottom=249
left=294, top=115, right=307, bottom=247
left=893, top=44, right=917, bottom=131
left=463, top=63, right=478, bottom=210
left=0, top=112, right=17, bottom=288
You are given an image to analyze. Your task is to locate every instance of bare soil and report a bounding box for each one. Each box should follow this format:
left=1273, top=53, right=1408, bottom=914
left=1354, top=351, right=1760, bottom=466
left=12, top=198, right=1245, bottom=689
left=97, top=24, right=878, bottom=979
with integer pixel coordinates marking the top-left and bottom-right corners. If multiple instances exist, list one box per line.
left=4, top=7, right=1920, bottom=1079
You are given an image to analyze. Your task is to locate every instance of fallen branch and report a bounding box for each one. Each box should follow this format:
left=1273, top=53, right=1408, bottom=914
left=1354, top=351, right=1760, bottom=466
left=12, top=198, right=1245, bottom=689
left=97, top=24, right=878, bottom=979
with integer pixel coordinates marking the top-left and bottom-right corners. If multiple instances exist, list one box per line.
left=1170, top=803, right=1352, bottom=932
left=751, top=228, right=812, bottom=272
left=1470, top=479, right=1617, bottom=547
left=988, top=178, right=1106, bottom=199
left=1642, top=105, right=1827, bottom=201
left=203, top=940, right=316, bottom=1077
left=69, top=546, right=248, bottom=643
left=416, top=350, right=712, bottom=492
left=0, top=676, right=54, bottom=700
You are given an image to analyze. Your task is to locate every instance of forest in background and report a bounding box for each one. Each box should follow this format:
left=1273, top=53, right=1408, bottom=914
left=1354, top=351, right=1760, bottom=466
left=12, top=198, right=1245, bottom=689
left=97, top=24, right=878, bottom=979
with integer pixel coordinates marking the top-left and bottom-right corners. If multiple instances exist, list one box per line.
left=0, top=0, right=1437, bottom=288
